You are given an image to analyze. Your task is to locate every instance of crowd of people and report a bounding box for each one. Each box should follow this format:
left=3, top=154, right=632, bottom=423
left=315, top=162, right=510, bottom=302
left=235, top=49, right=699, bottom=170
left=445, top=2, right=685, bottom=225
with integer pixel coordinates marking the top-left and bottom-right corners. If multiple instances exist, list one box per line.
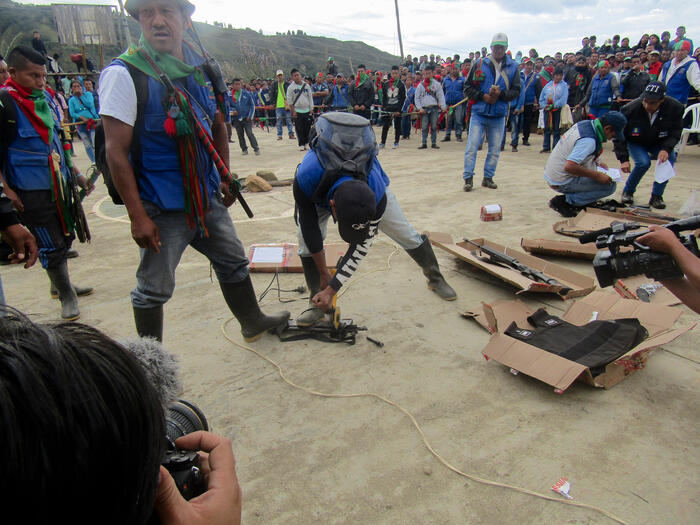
left=1, top=2, right=700, bottom=521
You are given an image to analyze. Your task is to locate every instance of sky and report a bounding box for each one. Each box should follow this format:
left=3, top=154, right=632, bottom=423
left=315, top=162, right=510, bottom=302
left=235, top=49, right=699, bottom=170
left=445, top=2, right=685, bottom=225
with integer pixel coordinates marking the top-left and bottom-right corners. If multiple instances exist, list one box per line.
left=19, top=0, right=699, bottom=58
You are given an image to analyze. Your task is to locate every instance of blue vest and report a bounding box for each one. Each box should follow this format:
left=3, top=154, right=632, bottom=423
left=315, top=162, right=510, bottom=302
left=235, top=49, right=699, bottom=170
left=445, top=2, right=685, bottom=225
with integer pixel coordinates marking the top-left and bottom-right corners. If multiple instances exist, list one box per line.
left=295, top=150, right=389, bottom=210
left=443, top=76, right=465, bottom=105
left=521, top=72, right=540, bottom=105
left=2, top=91, right=69, bottom=191
left=589, top=74, right=614, bottom=108
left=113, top=46, right=220, bottom=211
left=329, top=85, right=350, bottom=108
left=661, top=60, right=692, bottom=104
left=470, top=55, right=519, bottom=118
left=576, top=119, right=603, bottom=157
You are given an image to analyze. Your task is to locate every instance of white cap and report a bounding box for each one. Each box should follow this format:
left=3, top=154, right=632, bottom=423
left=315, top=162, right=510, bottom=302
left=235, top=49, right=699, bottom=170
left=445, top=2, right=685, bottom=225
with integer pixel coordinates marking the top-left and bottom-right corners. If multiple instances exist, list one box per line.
left=276, top=69, right=284, bottom=76
left=491, top=33, right=508, bottom=48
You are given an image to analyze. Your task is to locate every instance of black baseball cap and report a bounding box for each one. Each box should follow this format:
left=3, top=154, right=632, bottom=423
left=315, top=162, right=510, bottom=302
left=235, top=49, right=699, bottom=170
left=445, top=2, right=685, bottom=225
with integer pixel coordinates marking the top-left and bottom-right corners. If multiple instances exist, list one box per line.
left=332, top=180, right=376, bottom=245
left=642, top=81, right=666, bottom=101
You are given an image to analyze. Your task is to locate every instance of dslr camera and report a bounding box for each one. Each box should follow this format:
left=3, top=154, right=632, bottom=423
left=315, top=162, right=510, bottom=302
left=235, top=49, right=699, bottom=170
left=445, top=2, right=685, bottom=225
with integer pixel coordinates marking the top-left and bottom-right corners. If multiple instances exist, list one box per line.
left=162, top=399, right=209, bottom=500
left=580, top=216, right=700, bottom=288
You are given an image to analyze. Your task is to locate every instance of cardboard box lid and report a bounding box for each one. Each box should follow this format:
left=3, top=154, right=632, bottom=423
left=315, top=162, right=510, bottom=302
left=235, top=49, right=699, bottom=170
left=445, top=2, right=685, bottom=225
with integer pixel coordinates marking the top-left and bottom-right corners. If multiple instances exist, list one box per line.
left=521, top=238, right=599, bottom=260
left=248, top=243, right=347, bottom=272
left=480, top=291, right=694, bottom=392
left=552, top=208, right=668, bottom=238
left=427, top=232, right=596, bottom=300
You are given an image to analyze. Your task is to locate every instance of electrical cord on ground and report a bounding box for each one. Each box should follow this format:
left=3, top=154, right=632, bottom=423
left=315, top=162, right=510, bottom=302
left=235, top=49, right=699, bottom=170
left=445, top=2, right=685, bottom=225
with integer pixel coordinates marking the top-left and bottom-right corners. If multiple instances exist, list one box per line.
left=257, top=270, right=306, bottom=304
left=222, top=241, right=629, bottom=524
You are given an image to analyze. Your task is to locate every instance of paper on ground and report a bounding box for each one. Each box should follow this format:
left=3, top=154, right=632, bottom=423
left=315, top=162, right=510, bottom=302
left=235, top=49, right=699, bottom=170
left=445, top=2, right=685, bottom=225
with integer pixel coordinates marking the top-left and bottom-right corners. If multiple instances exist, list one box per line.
left=597, top=165, right=622, bottom=182
left=654, top=160, right=676, bottom=184
left=250, top=246, right=285, bottom=263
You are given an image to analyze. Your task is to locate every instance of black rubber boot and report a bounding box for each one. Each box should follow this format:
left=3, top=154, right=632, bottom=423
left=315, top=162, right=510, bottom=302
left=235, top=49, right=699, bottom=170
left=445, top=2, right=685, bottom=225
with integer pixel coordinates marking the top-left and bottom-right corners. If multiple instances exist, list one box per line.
left=50, top=282, right=94, bottom=299
left=405, top=235, right=457, bottom=301
left=297, top=256, right=325, bottom=327
left=220, top=276, right=291, bottom=342
left=46, top=262, right=80, bottom=320
left=133, top=305, right=164, bottom=342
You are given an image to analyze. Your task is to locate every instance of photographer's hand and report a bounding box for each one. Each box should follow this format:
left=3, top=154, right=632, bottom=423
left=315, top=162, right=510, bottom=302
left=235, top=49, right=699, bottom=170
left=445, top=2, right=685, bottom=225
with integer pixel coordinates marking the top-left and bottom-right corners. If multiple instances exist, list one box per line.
left=155, top=431, right=242, bottom=525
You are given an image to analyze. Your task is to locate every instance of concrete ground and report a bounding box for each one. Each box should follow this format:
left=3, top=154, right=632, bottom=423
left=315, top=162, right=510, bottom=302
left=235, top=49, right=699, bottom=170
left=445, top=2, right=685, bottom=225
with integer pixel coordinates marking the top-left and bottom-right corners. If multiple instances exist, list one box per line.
left=4, top=124, right=699, bottom=524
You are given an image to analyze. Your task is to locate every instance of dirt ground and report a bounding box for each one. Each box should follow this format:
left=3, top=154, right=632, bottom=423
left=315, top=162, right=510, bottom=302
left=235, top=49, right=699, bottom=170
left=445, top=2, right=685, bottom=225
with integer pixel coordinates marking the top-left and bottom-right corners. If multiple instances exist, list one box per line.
left=4, top=124, right=699, bottom=524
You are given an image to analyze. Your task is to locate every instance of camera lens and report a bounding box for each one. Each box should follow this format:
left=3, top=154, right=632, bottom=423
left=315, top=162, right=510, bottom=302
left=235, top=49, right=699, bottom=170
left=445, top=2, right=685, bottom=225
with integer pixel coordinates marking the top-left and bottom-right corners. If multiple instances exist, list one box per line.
left=166, top=399, right=209, bottom=441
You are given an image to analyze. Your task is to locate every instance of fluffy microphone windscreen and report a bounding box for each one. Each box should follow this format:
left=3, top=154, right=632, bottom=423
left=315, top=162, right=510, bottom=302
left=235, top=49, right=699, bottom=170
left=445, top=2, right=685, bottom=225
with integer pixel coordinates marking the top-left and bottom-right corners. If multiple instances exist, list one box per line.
left=120, top=337, right=182, bottom=406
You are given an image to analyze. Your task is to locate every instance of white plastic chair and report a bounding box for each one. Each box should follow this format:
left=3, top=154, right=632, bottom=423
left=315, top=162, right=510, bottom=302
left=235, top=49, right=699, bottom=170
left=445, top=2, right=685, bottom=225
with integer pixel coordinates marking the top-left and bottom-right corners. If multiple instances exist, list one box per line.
left=678, top=102, right=700, bottom=156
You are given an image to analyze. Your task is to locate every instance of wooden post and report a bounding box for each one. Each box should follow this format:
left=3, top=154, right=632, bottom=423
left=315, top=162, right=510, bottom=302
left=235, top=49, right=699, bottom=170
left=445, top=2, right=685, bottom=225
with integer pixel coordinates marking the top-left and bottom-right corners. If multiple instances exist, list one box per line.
left=99, top=44, right=104, bottom=70
left=394, top=0, right=404, bottom=59
left=81, top=45, right=88, bottom=72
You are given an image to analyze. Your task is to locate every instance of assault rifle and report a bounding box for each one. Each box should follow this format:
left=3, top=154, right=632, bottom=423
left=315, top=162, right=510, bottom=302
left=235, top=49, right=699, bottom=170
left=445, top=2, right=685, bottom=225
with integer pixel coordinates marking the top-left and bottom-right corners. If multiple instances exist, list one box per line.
left=465, top=238, right=573, bottom=295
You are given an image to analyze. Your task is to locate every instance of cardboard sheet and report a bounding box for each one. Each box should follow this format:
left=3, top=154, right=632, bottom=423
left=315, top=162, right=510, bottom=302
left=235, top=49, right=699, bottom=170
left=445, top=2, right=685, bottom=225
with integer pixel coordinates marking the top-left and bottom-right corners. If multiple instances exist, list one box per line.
left=613, top=275, right=682, bottom=307
left=248, top=243, right=348, bottom=272
left=521, top=238, right=599, bottom=260
left=479, top=291, right=694, bottom=392
left=553, top=208, right=670, bottom=238
left=428, top=232, right=596, bottom=300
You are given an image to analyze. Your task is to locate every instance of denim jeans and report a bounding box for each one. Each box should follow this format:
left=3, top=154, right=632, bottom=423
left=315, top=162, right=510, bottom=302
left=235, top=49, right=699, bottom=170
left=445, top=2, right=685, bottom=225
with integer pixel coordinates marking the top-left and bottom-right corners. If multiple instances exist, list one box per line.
left=509, top=111, right=521, bottom=147
left=131, top=197, right=249, bottom=308
left=401, top=115, right=412, bottom=138
left=463, top=113, right=506, bottom=181
left=623, top=143, right=676, bottom=197
left=233, top=119, right=259, bottom=152
left=76, top=124, right=95, bottom=163
left=421, top=107, right=440, bottom=145
left=297, top=188, right=423, bottom=256
left=275, top=107, right=294, bottom=136
left=556, top=176, right=616, bottom=206
left=542, top=110, right=562, bottom=151
left=445, top=103, right=465, bottom=139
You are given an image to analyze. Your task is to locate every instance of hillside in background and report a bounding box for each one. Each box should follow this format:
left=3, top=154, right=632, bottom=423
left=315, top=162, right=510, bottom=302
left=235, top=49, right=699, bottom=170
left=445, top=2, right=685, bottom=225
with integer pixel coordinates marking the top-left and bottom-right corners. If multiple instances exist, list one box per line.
left=0, top=0, right=401, bottom=78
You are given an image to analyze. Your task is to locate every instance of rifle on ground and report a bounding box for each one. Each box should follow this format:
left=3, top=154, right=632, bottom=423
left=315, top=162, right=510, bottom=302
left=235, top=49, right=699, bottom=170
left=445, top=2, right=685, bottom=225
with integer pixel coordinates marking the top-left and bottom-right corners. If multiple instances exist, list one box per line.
left=464, top=238, right=573, bottom=295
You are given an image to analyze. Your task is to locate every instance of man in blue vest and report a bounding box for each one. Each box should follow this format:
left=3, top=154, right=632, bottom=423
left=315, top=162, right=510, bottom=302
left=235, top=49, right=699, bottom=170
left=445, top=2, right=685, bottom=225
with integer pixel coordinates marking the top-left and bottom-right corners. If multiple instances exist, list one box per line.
left=659, top=40, right=700, bottom=105
left=293, top=112, right=456, bottom=326
left=0, top=45, right=93, bottom=320
left=324, top=73, right=351, bottom=111
left=576, top=60, right=620, bottom=118
left=99, top=0, right=289, bottom=343
left=441, top=67, right=465, bottom=142
left=461, top=32, right=521, bottom=191
left=514, top=58, right=541, bottom=148
left=229, top=78, right=260, bottom=156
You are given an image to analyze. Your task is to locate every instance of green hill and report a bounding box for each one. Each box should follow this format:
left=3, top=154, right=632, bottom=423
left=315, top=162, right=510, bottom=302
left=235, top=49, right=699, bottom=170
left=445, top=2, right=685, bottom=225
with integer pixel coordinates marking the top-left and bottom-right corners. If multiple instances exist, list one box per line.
left=0, top=0, right=401, bottom=79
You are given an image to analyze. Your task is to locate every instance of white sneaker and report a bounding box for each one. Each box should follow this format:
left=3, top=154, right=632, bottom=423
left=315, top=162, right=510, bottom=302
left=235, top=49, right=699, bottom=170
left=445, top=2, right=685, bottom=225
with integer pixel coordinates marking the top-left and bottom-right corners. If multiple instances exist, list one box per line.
left=392, top=143, right=399, bottom=149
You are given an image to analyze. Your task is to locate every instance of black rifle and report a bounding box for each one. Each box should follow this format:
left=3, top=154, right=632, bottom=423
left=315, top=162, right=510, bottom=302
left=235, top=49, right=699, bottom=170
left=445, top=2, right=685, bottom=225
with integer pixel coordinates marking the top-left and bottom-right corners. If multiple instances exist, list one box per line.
left=465, top=238, right=573, bottom=295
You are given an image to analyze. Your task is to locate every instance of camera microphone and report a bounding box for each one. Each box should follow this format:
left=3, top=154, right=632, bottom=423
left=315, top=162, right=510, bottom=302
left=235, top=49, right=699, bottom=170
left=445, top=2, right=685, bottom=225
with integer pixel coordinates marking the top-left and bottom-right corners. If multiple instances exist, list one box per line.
left=120, top=337, right=182, bottom=405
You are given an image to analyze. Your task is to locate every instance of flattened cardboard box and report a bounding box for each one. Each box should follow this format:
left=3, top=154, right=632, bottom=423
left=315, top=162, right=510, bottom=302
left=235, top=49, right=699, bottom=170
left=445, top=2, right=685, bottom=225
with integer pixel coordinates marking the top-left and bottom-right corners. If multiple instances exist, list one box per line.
left=427, top=232, right=595, bottom=300
left=613, top=275, right=681, bottom=307
left=248, top=243, right=347, bottom=272
left=521, top=238, right=599, bottom=260
left=553, top=208, right=668, bottom=238
left=479, top=291, right=694, bottom=392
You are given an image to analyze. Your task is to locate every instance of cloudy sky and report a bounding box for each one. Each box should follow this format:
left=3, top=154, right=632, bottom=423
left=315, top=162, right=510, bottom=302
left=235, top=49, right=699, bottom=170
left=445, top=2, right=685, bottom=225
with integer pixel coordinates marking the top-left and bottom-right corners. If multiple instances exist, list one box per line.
left=20, top=0, right=698, bottom=58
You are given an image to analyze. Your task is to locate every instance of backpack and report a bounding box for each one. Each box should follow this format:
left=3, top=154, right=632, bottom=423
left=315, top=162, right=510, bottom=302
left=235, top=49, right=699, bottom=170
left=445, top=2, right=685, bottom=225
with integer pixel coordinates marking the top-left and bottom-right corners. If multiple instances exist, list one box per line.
left=308, top=112, right=378, bottom=203
left=94, top=61, right=149, bottom=205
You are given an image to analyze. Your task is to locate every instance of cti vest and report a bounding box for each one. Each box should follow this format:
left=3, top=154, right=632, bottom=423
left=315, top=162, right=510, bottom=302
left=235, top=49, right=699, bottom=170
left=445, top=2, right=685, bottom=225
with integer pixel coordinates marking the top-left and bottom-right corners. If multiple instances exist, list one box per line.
left=295, top=150, right=389, bottom=209
left=589, top=73, right=614, bottom=108
left=660, top=60, right=693, bottom=104
left=2, top=92, right=70, bottom=191
left=470, top=55, right=519, bottom=118
left=112, top=46, right=220, bottom=211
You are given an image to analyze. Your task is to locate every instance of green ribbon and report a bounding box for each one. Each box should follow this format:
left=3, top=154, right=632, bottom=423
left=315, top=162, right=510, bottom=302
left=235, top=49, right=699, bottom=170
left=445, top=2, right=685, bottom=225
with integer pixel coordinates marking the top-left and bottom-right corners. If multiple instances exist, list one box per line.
left=32, top=89, right=54, bottom=144
left=118, top=34, right=206, bottom=86
left=593, top=118, right=606, bottom=143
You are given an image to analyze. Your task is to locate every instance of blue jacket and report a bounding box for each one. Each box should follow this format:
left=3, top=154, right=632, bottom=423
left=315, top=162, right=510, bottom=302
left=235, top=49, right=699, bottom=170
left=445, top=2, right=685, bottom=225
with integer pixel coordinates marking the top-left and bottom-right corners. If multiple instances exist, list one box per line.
left=443, top=76, right=465, bottom=105
left=230, top=89, right=255, bottom=121
left=2, top=90, right=70, bottom=191
left=660, top=59, right=694, bottom=104
left=402, top=84, right=416, bottom=112
left=519, top=71, right=540, bottom=106
left=68, top=92, right=99, bottom=121
left=589, top=73, right=615, bottom=108
left=295, top=150, right=389, bottom=210
left=464, top=55, right=521, bottom=118
left=326, top=84, right=350, bottom=109
left=539, top=80, right=569, bottom=110
left=112, top=45, right=221, bottom=211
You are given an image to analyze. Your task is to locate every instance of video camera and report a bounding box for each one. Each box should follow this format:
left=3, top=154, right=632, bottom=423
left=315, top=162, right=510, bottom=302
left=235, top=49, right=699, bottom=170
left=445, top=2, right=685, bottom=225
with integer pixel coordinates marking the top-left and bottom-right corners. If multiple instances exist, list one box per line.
left=579, top=216, right=700, bottom=287
left=162, top=400, right=209, bottom=500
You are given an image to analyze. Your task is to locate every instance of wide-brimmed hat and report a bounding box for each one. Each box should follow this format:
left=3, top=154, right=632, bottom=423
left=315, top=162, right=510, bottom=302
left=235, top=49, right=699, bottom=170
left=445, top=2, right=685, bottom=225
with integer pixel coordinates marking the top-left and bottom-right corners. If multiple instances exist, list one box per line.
left=125, top=0, right=195, bottom=20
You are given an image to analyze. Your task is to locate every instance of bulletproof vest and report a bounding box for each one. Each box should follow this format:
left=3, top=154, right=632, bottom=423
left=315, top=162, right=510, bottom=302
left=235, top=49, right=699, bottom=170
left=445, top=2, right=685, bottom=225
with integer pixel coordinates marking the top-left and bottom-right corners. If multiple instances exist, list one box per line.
left=504, top=308, right=648, bottom=375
